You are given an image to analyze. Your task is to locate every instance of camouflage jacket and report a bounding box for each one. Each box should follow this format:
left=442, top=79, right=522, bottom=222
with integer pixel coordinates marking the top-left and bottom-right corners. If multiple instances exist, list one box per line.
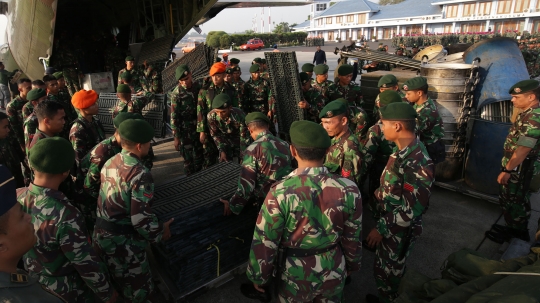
left=502, top=105, right=540, bottom=175
left=26, top=128, right=50, bottom=158
left=69, top=114, right=106, bottom=172
left=260, top=71, right=270, bottom=81
left=328, top=82, right=363, bottom=107
left=6, top=95, right=28, bottom=149
left=207, top=108, right=251, bottom=153
left=229, top=130, right=293, bottom=214
left=127, top=83, right=144, bottom=94
left=81, top=136, right=122, bottom=199
left=247, top=167, right=363, bottom=284
left=347, top=105, right=369, bottom=138
left=302, top=88, right=326, bottom=123
left=324, top=130, right=362, bottom=184
left=143, top=67, right=162, bottom=93
left=196, top=82, right=239, bottom=133
left=111, top=91, right=154, bottom=119
left=47, top=93, right=77, bottom=124
left=169, top=82, right=201, bottom=140
left=17, top=184, right=114, bottom=302
left=374, top=139, right=434, bottom=237
left=97, top=150, right=163, bottom=244
left=22, top=102, right=34, bottom=121
left=414, top=98, right=444, bottom=146
left=118, top=68, right=146, bottom=92
left=361, top=121, right=396, bottom=175
left=232, top=78, right=246, bottom=101
left=242, top=78, right=274, bottom=114
left=23, top=114, right=38, bottom=155
left=311, top=79, right=333, bottom=99
left=372, top=90, right=407, bottom=121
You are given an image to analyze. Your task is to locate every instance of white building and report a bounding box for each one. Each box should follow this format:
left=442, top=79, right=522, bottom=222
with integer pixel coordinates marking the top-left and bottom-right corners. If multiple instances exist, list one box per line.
left=293, top=0, right=540, bottom=40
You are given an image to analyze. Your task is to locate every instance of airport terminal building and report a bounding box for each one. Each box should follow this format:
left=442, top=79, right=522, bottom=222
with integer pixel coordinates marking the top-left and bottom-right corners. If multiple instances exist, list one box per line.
left=293, top=0, right=540, bottom=40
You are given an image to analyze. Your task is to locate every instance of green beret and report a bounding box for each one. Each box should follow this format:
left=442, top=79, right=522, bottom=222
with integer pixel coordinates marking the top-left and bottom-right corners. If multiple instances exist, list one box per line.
left=125, top=56, right=134, bottom=61
left=252, top=57, right=262, bottom=64
left=175, top=64, right=190, bottom=80
left=261, top=59, right=266, bottom=64
left=290, top=120, right=331, bottom=149
left=378, top=74, right=398, bottom=88
left=335, top=98, right=348, bottom=105
left=29, top=137, right=75, bottom=174
left=118, top=119, right=154, bottom=143
left=301, top=63, right=315, bottom=72
left=226, top=67, right=234, bottom=74
left=403, top=77, right=428, bottom=91
left=313, top=64, right=329, bottom=75
left=52, top=72, right=64, bottom=79
left=27, top=88, right=47, bottom=101
left=233, top=66, right=241, bottom=72
left=245, top=112, right=270, bottom=124
left=319, top=100, right=348, bottom=119
left=379, top=90, right=403, bottom=107
left=113, top=112, right=137, bottom=128
left=212, top=93, right=232, bottom=109
left=380, top=102, right=417, bottom=120
left=117, top=84, right=132, bottom=94
left=299, top=72, right=311, bottom=85
left=249, top=64, right=260, bottom=73
left=337, top=64, right=354, bottom=76
left=509, top=80, right=540, bottom=94
left=120, top=72, right=132, bottom=80
left=230, top=58, right=240, bottom=64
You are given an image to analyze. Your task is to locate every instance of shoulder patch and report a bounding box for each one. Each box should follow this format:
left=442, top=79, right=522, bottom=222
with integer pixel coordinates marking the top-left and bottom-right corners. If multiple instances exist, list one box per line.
left=403, top=182, right=414, bottom=192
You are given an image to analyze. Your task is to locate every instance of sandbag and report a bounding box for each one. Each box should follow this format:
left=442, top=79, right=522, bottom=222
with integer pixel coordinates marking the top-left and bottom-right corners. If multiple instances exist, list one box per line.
left=441, top=249, right=503, bottom=284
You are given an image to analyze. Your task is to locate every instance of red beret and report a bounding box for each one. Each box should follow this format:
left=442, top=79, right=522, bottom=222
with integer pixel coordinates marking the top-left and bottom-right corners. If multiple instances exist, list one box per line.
left=72, top=90, right=98, bottom=109
left=209, top=62, right=227, bottom=76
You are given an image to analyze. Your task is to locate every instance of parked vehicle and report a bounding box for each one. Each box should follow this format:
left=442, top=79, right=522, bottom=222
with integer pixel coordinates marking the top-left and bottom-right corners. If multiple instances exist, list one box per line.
left=182, top=42, right=201, bottom=53
left=240, top=38, right=264, bottom=51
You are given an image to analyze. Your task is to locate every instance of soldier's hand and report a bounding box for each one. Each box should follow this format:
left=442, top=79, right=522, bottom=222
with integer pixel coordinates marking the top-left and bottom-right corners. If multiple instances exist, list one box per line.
left=174, top=137, right=181, bottom=151
left=162, top=218, right=175, bottom=241
left=199, top=132, right=206, bottom=144
left=366, top=228, right=383, bottom=248
left=298, top=101, right=309, bottom=109
left=136, top=91, right=144, bottom=96
left=219, top=151, right=229, bottom=162
left=253, top=283, right=265, bottom=293
left=497, top=172, right=511, bottom=185
left=267, top=111, right=272, bottom=119
left=106, top=290, right=119, bottom=303
left=220, top=198, right=232, bottom=216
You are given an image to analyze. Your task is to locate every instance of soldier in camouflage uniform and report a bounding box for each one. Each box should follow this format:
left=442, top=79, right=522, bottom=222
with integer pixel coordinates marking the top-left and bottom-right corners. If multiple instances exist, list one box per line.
left=487, top=80, right=540, bottom=243
left=320, top=100, right=362, bottom=185
left=402, top=77, right=445, bottom=164
left=26, top=101, right=66, bottom=157
left=220, top=112, right=292, bottom=215
left=53, top=72, right=70, bottom=97
left=229, top=58, right=240, bottom=68
left=197, top=62, right=239, bottom=169
left=6, top=78, right=31, bottom=151
left=301, top=63, right=315, bottom=82
left=208, top=94, right=251, bottom=162
left=93, top=119, right=173, bottom=303
left=142, top=61, right=162, bottom=93
left=260, top=58, right=270, bottom=80
left=242, top=64, right=274, bottom=116
left=365, top=102, right=434, bottom=303
left=22, top=89, right=48, bottom=151
left=43, top=75, right=77, bottom=138
left=111, top=84, right=154, bottom=119
left=231, top=66, right=246, bottom=101
left=117, top=56, right=146, bottom=92
left=119, top=72, right=144, bottom=95
left=246, top=120, right=362, bottom=302
left=17, top=137, right=118, bottom=303
left=169, top=64, right=203, bottom=175
left=0, top=113, right=28, bottom=187
left=298, top=72, right=326, bottom=123
left=312, top=64, right=333, bottom=100
left=372, top=74, right=407, bottom=122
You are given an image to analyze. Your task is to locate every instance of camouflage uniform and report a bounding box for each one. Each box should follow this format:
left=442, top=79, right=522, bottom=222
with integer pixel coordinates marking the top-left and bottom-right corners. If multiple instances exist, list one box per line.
left=111, top=91, right=154, bottom=119
left=207, top=107, right=251, bottom=160
left=247, top=167, right=363, bottom=302
left=117, top=68, right=146, bottom=92
left=324, top=129, right=362, bottom=185
left=6, top=95, right=28, bottom=151
left=169, top=82, right=203, bottom=175
left=93, top=150, right=164, bottom=303
left=143, top=67, right=162, bottom=93
left=347, top=105, right=369, bottom=138
left=229, top=130, right=293, bottom=214
left=231, top=78, right=246, bottom=102
left=312, top=80, right=333, bottom=100
left=413, top=98, right=445, bottom=146
left=328, top=82, right=364, bottom=108
left=260, top=71, right=270, bottom=81
left=373, top=139, right=434, bottom=303
left=22, top=102, right=34, bottom=121
left=302, top=88, right=326, bottom=123
left=241, top=78, right=274, bottom=114
left=23, top=114, right=38, bottom=156
left=372, top=90, right=407, bottom=122
left=82, top=136, right=121, bottom=200
left=17, top=184, right=115, bottom=303
left=499, top=105, right=540, bottom=231
left=197, top=83, right=239, bottom=168
left=0, top=135, right=26, bottom=187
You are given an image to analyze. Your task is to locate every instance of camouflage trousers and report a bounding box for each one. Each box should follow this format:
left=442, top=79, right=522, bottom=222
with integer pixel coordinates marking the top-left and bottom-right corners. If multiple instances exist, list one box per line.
left=63, top=67, right=82, bottom=96
left=499, top=172, right=532, bottom=231
left=202, top=133, right=218, bottom=169
left=93, top=231, right=155, bottom=303
left=374, top=216, right=423, bottom=303
left=32, top=270, right=95, bottom=303
left=180, top=137, right=203, bottom=175
left=278, top=248, right=346, bottom=303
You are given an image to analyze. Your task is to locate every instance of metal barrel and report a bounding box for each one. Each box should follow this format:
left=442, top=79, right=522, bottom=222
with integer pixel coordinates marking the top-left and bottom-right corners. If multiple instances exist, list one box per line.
left=420, top=63, right=474, bottom=181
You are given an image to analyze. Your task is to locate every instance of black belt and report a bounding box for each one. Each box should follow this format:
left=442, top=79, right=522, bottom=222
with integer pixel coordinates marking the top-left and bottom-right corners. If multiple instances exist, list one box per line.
left=287, top=244, right=338, bottom=257
left=95, top=217, right=135, bottom=234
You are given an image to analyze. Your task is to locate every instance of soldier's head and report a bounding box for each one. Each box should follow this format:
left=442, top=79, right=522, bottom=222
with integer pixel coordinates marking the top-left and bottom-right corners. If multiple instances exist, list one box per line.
left=27, top=88, right=48, bottom=107
left=118, top=119, right=154, bottom=158
left=232, top=66, right=242, bottom=81
left=176, top=64, right=192, bottom=87
left=210, top=63, right=226, bottom=86
left=125, top=56, right=135, bottom=70
left=289, top=120, right=330, bottom=164
left=249, top=64, right=261, bottom=81
left=31, top=80, right=46, bottom=90
left=320, top=100, right=349, bottom=137
left=314, top=64, right=329, bottom=83
left=17, top=78, right=32, bottom=99
left=230, top=58, right=240, bottom=68
left=43, top=75, right=59, bottom=95
left=252, top=57, right=262, bottom=67
left=212, top=94, right=232, bottom=120
left=337, top=64, right=354, bottom=86
left=0, top=166, right=36, bottom=263
left=299, top=72, right=312, bottom=91
left=35, top=101, right=65, bottom=135
left=396, top=48, right=404, bottom=56
left=509, top=80, right=540, bottom=109
left=113, top=112, right=142, bottom=143
left=29, top=137, right=75, bottom=184
left=261, top=58, right=267, bottom=69
left=245, top=112, right=270, bottom=140
left=225, top=68, right=234, bottom=83
left=301, top=63, right=314, bottom=79
left=380, top=102, right=417, bottom=142
left=72, top=90, right=99, bottom=117
left=402, top=77, right=428, bottom=104
left=116, top=84, right=132, bottom=101
left=0, top=112, right=9, bottom=140
left=378, top=75, right=399, bottom=98
left=120, top=72, right=132, bottom=85
left=53, top=72, right=65, bottom=89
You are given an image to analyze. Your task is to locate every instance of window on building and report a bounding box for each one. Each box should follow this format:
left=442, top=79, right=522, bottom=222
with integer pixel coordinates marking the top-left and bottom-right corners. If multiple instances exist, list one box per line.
left=532, top=19, right=540, bottom=32
left=478, top=2, right=492, bottom=15
left=328, top=31, right=334, bottom=40
left=347, top=14, right=354, bottom=22
left=446, top=4, right=459, bottom=18
left=316, top=4, right=327, bottom=11
left=443, top=24, right=453, bottom=33
left=497, top=0, right=512, bottom=14
left=336, top=16, right=343, bottom=23
left=463, top=3, right=476, bottom=16
left=461, top=22, right=483, bottom=32
left=326, top=17, right=332, bottom=24
left=317, top=19, right=323, bottom=26
left=358, top=13, right=367, bottom=24
left=537, top=0, right=540, bottom=11
left=514, top=0, right=530, bottom=12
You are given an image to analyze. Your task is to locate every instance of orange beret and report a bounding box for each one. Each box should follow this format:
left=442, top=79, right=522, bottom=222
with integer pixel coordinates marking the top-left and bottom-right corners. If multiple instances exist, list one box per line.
left=209, top=62, right=227, bottom=76
left=71, top=90, right=98, bottom=109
